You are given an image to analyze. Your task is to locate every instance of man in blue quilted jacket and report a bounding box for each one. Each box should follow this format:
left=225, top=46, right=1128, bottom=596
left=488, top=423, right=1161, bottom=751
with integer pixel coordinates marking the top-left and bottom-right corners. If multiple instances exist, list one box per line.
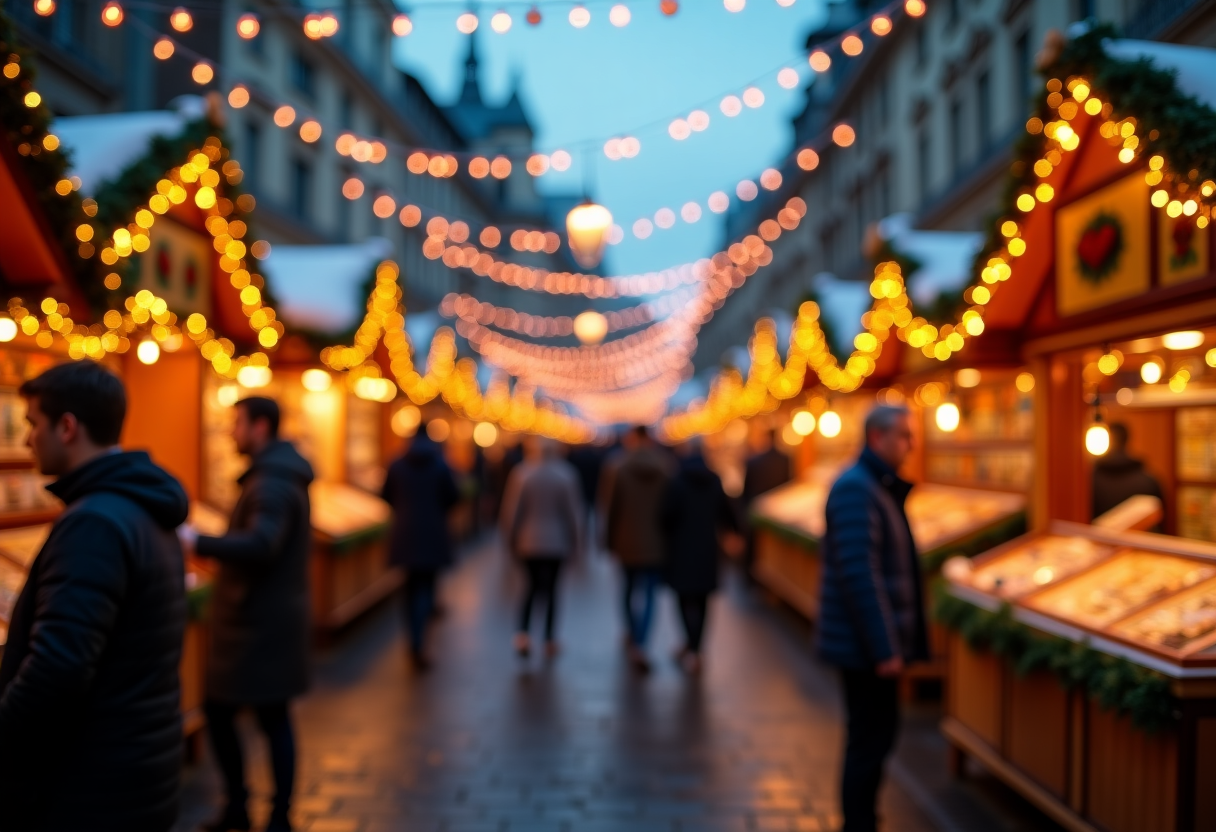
left=817, top=405, right=928, bottom=832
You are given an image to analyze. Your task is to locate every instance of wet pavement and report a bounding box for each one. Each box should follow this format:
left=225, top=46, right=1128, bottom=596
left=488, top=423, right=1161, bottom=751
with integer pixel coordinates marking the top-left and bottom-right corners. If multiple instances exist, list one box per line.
left=177, top=538, right=1064, bottom=832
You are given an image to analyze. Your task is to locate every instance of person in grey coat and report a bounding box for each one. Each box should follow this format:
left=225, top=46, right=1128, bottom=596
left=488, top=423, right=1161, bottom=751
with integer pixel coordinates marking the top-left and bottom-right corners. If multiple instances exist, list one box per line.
left=500, top=437, right=583, bottom=658
left=817, top=405, right=927, bottom=832
left=181, top=396, right=314, bottom=832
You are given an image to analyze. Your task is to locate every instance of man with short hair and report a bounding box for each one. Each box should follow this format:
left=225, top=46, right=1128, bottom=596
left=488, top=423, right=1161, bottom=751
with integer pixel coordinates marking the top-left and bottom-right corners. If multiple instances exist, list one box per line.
left=0, top=361, right=189, bottom=831
left=817, top=405, right=927, bottom=832
left=181, top=396, right=314, bottom=832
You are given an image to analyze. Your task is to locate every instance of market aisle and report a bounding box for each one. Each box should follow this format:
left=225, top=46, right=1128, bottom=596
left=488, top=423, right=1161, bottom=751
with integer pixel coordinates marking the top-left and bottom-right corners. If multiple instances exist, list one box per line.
left=178, top=540, right=946, bottom=832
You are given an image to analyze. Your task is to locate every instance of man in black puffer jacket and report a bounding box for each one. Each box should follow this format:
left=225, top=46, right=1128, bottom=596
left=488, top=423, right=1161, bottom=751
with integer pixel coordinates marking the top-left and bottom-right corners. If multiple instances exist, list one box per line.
left=0, top=361, right=188, bottom=831
left=817, top=405, right=928, bottom=832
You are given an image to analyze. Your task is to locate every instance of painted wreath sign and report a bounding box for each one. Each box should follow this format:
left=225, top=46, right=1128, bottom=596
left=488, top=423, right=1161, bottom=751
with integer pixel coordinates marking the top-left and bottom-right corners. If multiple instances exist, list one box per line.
left=1076, top=211, right=1124, bottom=285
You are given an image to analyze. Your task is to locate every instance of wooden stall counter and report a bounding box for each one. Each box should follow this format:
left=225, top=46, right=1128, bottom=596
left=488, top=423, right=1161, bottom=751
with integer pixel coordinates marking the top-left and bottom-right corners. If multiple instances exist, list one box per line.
left=309, top=481, right=398, bottom=636
left=751, top=470, right=1027, bottom=618
left=940, top=523, right=1216, bottom=832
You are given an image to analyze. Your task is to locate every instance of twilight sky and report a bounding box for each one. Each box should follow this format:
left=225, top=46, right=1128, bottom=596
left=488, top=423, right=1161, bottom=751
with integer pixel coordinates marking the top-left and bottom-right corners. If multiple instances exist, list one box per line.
left=393, top=0, right=831, bottom=275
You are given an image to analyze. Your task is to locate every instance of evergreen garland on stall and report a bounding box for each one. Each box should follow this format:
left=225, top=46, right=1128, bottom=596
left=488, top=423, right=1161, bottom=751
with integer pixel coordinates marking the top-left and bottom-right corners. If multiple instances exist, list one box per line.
left=0, top=9, right=90, bottom=298
left=934, top=584, right=1177, bottom=733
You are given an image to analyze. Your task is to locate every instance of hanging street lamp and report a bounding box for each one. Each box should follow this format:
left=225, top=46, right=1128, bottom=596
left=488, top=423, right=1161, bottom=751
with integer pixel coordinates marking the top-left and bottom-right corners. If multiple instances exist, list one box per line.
left=566, top=202, right=613, bottom=269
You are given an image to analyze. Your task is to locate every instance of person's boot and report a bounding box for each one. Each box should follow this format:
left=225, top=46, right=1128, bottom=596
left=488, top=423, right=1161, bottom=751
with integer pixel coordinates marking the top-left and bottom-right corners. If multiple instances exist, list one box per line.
left=201, top=804, right=251, bottom=832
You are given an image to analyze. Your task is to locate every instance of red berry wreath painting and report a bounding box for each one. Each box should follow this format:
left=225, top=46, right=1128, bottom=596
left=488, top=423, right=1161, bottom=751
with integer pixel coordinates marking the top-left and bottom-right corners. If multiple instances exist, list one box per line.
left=1159, top=211, right=1210, bottom=286
left=1056, top=172, right=1150, bottom=316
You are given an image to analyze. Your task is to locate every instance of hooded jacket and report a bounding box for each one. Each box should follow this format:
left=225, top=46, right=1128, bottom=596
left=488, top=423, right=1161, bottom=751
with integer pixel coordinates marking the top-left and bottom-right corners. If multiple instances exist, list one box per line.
left=816, top=448, right=929, bottom=670
left=198, top=440, right=314, bottom=703
left=0, top=451, right=189, bottom=831
left=1092, top=450, right=1164, bottom=522
left=660, top=453, right=738, bottom=595
left=381, top=435, right=460, bottom=571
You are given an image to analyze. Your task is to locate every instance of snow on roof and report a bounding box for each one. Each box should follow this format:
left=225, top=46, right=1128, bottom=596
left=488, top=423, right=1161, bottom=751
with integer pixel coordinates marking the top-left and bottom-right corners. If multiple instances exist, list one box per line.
left=877, top=214, right=984, bottom=308
left=260, top=237, right=393, bottom=335
left=811, top=272, right=873, bottom=354
left=53, top=96, right=206, bottom=195
left=1102, top=39, right=1216, bottom=110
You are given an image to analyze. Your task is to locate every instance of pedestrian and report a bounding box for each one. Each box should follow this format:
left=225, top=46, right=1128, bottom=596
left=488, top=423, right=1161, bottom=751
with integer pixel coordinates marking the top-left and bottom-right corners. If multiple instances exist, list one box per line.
left=499, top=436, right=583, bottom=658
left=180, top=396, right=314, bottom=832
left=604, top=425, right=674, bottom=671
left=1091, top=422, right=1164, bottom=528
left=660, top=440, right=738, bottom=673
left=741, top=428, right=792, bottom=582
left=381, top=420, right=460, bottom=670
left=817, top=405, right=928, bottom=832
left=0, top=362, right=189, bottom=831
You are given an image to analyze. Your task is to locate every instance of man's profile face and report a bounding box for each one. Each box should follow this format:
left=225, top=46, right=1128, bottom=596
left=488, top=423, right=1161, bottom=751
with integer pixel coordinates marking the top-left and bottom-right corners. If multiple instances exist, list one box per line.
left=24, top=397, right=71, bottom=476
left=870, top=414, right=913, bottom=470
left=231, top=406, right=255, bottom=457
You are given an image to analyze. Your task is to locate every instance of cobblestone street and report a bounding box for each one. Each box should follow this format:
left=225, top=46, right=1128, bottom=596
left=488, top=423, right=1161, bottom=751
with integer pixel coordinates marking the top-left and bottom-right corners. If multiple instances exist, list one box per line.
left=177, top=540, right=1059, bottom=832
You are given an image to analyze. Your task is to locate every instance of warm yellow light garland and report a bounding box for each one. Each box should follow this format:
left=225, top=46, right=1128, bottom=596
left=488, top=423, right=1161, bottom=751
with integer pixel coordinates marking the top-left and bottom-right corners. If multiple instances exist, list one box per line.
left=321, top=262, right=595, bottom=443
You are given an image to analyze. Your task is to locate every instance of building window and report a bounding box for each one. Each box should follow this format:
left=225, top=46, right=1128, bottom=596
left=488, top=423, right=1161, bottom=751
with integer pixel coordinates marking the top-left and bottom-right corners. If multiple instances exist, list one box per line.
left=1014, top=30, right=1032, bottom=116
left=340, top=95, right=353, bottom=130
left=879, top=166, right=891, bottom=218
left=916, top=24, right=928, bottom=67
left=918, top=129, right=931, bottom=203
left=1074, top=0, right=1094, bottom=21
left=243, top=120, right=261, bottom=194
left=292, top=159, right=311, bottom=220
left=291, top=53, right=315, bottom=98
left=246, top=9, right=264, bottom=57
left=878, top=71, right=889, bottom=129
left=976, top=70, right=991, bottom=154
left=946, top=0, right=959, bottom=27
left=949, top=98, right=964, bottom=176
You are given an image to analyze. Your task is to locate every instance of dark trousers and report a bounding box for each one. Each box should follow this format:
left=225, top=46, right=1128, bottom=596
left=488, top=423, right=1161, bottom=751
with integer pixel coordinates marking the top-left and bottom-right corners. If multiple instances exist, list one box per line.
left=402, top=569, right=438, bottom=655
left=677, top=593, right=709, bottom=652
left=518, top=556, right=563, bottom=639
left=205, top=699, right=296, bottom=823
left=622, top=566, right=660, bottom=646
left=839, top=669, right=901, bottom=832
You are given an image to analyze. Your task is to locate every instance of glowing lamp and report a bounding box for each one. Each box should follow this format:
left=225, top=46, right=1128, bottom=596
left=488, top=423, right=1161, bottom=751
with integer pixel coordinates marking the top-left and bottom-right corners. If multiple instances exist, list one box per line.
left=935, top=402, right=961, bottom=433
left=791, top=410, right=816, bottom=436
left=819, top=409, right=842, bottom=438
left=301, top=368, right=332, bottom=392
left=237, top=365, right=272, bottom=388
left=353, top=376, right=395, bottom=402
left=0, top=318, right=16, bottom=342
left=1140, top=358, right=1163, bottom=384
left=1085, top=418, right=1110, bottom=456
left=573, top=310, right=609, bottom=345
left=136, top=339, right=160, bottom=365
left=566, top=202, right=613, bottom=268
left=1162, top=330, right=1204, bottom=350
left=473, top=422, right=499, bottom=448
left=391, top=405, right=422, bottom=437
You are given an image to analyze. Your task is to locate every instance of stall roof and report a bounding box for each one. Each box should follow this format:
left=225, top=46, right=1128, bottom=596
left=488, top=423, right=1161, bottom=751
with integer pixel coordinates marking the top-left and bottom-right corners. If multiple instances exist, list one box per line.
left=1102, top=39, right=1216, bottom=109
left=260, top=237, right=393, bottom=334
left=53, top=97, right=205, bottom=195
left=878, top=214, right=984, bottom=309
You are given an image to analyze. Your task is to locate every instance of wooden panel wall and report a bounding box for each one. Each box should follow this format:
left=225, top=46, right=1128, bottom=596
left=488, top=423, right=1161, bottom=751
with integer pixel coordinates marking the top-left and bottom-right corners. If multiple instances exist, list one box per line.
left=120, top=350, right=202, bottom=498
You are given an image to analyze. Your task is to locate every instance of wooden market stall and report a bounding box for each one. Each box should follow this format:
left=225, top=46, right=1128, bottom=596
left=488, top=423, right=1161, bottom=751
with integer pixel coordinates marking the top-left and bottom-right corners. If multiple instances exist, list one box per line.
left=934, top=32, right=1216, bottom=832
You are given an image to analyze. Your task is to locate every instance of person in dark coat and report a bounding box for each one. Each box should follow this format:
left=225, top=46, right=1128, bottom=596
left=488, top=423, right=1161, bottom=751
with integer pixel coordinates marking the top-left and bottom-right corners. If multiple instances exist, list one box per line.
left=817, top=405, right=928, bottom=832
left=604, top=426, right=675, bottom=671
left=0, top=361, right=188, bottom=832
left=381, top=424, right=459, bottom=669
left=1091, top=422, right=1164, bottom=527
left=660, top=442, right=738, bottom=673
left=182, top=396, right=314, bottom=832
left=741, top=429, right=792, bottom=581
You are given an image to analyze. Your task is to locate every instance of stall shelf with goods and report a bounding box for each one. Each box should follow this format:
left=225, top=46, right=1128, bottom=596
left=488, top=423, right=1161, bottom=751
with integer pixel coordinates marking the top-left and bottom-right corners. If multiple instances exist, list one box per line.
left=940, top=523, right=1216, bottom=832
left=928, top=30, right=1216, bottom=830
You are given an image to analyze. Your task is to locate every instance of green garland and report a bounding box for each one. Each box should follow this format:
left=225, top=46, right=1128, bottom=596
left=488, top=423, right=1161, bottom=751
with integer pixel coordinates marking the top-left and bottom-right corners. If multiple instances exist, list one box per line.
left=934, top=583, right=1177, bottom=733
left=0, top=8, right=91, bottom=301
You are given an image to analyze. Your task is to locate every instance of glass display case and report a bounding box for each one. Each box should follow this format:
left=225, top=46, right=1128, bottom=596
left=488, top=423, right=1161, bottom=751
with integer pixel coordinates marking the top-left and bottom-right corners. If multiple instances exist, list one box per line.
left=948, top=523, right=1216, bottom=667
left=922, top=375, right=1034, bottom=492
